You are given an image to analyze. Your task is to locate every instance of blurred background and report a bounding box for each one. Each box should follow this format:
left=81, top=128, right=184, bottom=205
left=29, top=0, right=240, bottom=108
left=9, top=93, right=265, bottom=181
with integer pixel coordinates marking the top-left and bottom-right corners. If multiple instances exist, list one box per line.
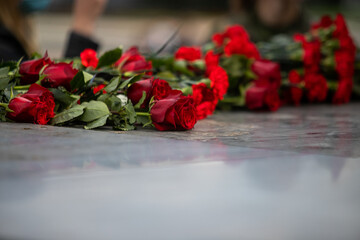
left=13, top=0, right=360, bottom=57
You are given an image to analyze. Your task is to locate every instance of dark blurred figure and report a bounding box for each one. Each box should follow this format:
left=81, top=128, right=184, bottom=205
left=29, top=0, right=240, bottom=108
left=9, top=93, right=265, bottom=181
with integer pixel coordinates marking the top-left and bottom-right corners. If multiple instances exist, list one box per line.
left=0, top=0, right=38, bottom=61
left=221, top=0, right=309, bottom=42
left=0, top=0, right=107, bottom=61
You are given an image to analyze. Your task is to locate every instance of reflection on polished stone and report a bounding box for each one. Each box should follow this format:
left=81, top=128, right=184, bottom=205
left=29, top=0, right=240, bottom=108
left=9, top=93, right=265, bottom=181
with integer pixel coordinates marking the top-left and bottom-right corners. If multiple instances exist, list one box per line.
left=0, top=104, right=360, bottom=240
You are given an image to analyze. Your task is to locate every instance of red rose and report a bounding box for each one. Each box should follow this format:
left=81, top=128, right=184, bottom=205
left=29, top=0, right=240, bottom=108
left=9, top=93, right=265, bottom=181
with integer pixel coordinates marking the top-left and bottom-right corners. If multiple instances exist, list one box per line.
left=127, top=78, right=178, bottom=108
left=338, top=35, right=356, bottom=55
left=303, top=39, right=321, bottom=73
left=288, top=70, right=303, bottom=105
left=212, top=33, right=224, bottom=46
left=93, top=84, right=107, bottom=94
left=304, top=73, right=328, bottom=102
left=288, top=70, right=302, bottom=84
left=335, top=50, right=355, bottom=78
left=80, top=49, right=98, bottom=68
left=252, top=59, right=281, bottom=89
left=127, top=78, right=154, bottom=108
left=243, top=42, right=261, bottom=60
left=311, top=15, right=333, bottom=32
left=264, top=89, right=280, bottom=111
left=289, top=87, right=303, bottom=106
left=205, top=50, right=220, bottom=74
left=150, top=95, right=197, bottom=131
left=19, top=52, right=52, bottom=85
left=333, top=78, right=352, bottom=104
left=224, top=25, right=249, bottom=40
left=245, top=85, right=280, bottom=111
left=333, top=14, right=349, bottom=38
left=293, top=33, right=306, bottom=43
left=245, top=86, right=265, bottom=110
left=152, top=78, right=172, bottom=100
left=174, top=46, right=202, bottom=61
left=224, top=37, right=260, bottom=59
left=192, top=83, right=217, bottom=120
left=41, top=62, right=78, bottom=91
left=7, top=84, right=55, bottom=125
left=208, top=66, right=229, bottom=100
left=115, top=47, right=152, bottom=74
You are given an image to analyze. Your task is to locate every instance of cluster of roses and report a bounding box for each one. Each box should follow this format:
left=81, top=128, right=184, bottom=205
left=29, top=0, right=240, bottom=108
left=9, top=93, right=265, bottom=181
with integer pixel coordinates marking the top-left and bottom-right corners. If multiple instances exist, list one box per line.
left=173, top=46, right=229, bottom=119
left=6, top=46, right=198, bottom=131
left=286, top=14, right=356, bottom=105
left=7, top=53, right=77, bottom=124
left=210, top=25, right=282, bottom=111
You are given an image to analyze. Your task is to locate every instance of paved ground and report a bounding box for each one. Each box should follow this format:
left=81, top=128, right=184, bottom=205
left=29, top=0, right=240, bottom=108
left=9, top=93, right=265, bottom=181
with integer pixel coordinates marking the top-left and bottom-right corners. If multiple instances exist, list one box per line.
left=0, top=104, right=359, bottom=240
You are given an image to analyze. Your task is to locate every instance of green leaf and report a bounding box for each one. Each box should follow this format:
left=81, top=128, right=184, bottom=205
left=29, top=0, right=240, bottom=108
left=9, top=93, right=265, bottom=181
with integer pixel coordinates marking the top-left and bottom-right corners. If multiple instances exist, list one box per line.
left=124, top=102, right=136, bottom=124
left=104, top=77, right=120, bottom=93
left=0, top=67, right=10, bottom=90
left=190, top=59, right=205, bottom=70
left=49, top=88, right=80, bottom=108
left=84, top=115, right=109, bottom=129
left=156, top=71, right=177, bottom=81
left=97, top=47, right=122, bottom=69
left=80, top=100, right=110, bottom=122
left=134, top=91, right=147, bottom=108
left=105, top=95, right=123, bottom=112
left=174, top=60, right=194, bottom=76
left=51, top=105, right=85, bottom=125
left=136, top=114, right=152, bottom=127
left=70, top=71, right=94, bottom=91
left=110, top=101, right=137, bottom=131
left=119, top=74, right=143, bottom=89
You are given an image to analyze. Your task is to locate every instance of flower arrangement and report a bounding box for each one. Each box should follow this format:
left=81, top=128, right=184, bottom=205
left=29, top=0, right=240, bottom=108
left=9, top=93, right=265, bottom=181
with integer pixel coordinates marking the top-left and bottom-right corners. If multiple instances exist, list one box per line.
left=259, top=14, right=357, bottom=105
left=0, top=14, right=358, bottom=131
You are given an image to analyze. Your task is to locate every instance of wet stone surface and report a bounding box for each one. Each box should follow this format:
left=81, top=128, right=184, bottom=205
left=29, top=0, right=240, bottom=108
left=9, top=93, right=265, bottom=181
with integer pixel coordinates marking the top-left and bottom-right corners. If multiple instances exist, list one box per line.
left=124, top=103, right=360, bottom=158
left=0, top=104, right=360, bottom=240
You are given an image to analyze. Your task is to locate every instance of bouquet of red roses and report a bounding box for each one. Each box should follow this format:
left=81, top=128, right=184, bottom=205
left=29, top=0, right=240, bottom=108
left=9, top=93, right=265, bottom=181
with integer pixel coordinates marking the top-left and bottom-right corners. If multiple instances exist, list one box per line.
left=150, top=25, right=282, bottom=113
left=0, top=47, right=197, bottom=131
left=259, top=14, right=357, bottom=105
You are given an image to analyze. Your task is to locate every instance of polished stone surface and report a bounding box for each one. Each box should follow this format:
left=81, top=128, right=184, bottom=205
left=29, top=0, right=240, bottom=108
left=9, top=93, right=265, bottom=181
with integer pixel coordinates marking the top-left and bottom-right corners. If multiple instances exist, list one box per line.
left=1, top=104, right=360, bottom=240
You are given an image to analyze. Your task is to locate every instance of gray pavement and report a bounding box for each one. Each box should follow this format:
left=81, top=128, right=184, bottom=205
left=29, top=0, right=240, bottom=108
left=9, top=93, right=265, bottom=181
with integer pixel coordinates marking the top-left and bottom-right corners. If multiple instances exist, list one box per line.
left=0, top=104, right=360, bottom=240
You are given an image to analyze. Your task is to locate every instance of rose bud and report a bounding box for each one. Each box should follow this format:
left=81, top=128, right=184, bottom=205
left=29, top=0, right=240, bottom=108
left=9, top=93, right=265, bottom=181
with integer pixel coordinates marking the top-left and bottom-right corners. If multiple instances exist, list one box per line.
left=41, top=62, right=78, bottom=91
left=7, top=84, right=55, bottom=125
left=19, top=52, right=52, bottom=85
left=80, top=49, right=98, bottom=68
left=115, top=47, right=152, bottom=74
left=150, top=95, right=197, bottom=131
left=127, top=78, right=154, bottom=108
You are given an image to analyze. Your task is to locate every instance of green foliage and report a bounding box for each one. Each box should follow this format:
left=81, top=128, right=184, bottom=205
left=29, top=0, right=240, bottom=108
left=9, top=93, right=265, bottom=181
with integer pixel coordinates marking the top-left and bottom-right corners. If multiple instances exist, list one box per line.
left=51, top=105, right=85, bottom=125
left=112, top=102, right=137, bottom=131
left=174, top=60, right=194, bottom=76
left=97, top=47, right=122, bottom=69
left=0, top=67, right=10, bottom=90
left=49, top=88, right=79, bottom=109
left=80, top=100, right=110, bottom=123
left=84, top=115, right=109, bottom=130
left=70, top=71, right=94, bottom=91
left=119, top=74, right=143, bottom=89
left=134, top=91, right=147, bottom=109
left=136, top=114, right=153, bottom=128
left=104, top=77, right=120, bottom=93
left=102, top=94, right=123, bottom=112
